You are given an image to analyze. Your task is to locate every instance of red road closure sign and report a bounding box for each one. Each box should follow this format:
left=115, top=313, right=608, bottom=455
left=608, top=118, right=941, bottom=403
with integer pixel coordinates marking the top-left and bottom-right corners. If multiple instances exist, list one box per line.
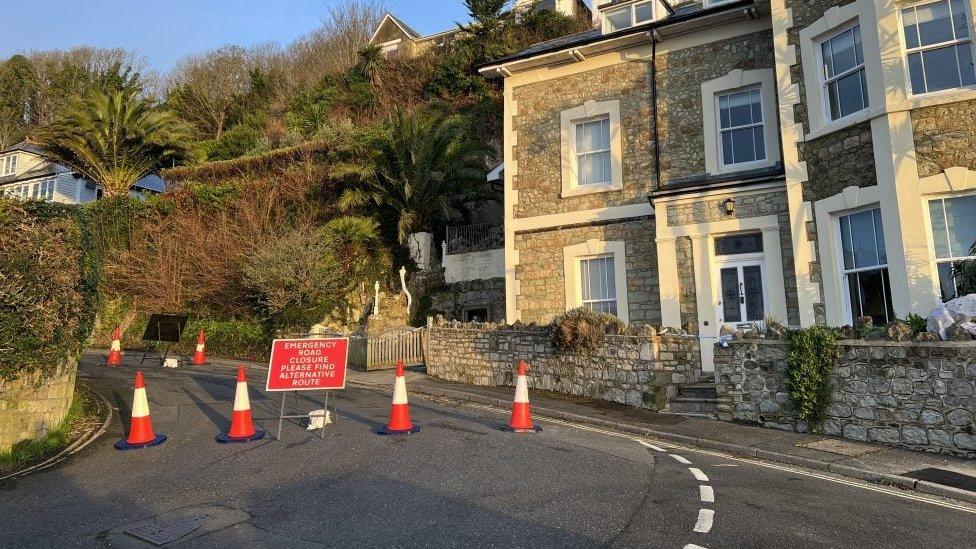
left=266, top=338, right=349, bottom=391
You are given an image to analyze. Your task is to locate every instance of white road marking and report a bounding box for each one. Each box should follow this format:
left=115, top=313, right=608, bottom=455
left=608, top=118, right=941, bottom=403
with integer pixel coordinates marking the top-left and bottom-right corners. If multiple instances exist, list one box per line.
left=699, top=485, right=715, bottom=503
left=689, top=468, right=709, bottom=482
left=636, top=440, right=666, bottom=452
left=683, top=544, right=708, bottom=549
left=670, top=454, right=692, bottom=465
left=694, top=508, right=714, bottom=533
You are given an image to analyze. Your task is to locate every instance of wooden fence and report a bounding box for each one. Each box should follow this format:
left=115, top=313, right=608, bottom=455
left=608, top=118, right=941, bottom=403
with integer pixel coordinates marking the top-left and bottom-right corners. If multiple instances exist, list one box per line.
left=362, top=326, right=426, bottom=371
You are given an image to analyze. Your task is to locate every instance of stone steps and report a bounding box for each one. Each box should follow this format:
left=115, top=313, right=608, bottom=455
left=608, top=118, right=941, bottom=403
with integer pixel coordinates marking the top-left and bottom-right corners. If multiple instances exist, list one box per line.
left=668, top=384, right=719, bottom=418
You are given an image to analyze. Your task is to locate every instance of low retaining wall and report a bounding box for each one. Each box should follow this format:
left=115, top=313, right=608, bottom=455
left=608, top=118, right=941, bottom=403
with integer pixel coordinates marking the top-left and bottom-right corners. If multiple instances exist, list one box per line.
left=0, top=359, right=77, bottom=454
left=425, top=323, right=701, bottom=411
left=715, top=340, right=976, bottom=458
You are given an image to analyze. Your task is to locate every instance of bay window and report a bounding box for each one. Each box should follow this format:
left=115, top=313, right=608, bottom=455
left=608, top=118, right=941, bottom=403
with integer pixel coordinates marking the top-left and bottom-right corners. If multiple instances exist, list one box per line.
left=821, top=25, right=869, bottom=121
left=902, top=0, right=976, bottom=94
left=928, top=194, right=976, bottom=300
left=839, top=208, right=894, bottom=325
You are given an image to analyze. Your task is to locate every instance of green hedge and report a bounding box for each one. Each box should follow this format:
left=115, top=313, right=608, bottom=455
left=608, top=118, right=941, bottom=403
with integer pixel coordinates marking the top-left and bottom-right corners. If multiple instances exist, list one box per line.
left=0, top=200, right=100, bottom=381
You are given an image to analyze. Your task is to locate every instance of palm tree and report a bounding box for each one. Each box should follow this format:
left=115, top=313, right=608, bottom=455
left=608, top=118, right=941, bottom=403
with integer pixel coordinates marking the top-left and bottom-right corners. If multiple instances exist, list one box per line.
left=332, top=108, right=497, bottom=244
left=36, top=89, right=187, bottom=197
left=355, top=44, right=385, bottom=87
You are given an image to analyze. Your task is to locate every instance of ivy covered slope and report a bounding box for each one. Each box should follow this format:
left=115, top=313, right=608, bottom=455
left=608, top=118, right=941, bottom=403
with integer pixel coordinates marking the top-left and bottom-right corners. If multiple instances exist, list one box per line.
left=0, top=200, right=99, bottom=381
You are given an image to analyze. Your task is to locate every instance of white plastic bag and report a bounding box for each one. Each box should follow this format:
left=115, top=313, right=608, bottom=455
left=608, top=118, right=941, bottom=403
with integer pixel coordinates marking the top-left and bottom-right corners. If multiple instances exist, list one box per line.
left=927, top=303, right=956, bottom=341
left=306, top=409, right=332, bottom=430
left=945, top=294, right=976, bottom=320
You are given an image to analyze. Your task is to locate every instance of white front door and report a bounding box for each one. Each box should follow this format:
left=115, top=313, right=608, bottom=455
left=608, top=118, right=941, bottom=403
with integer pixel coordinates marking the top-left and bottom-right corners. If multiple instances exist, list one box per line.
left=716, top=257, right=767, bottom=328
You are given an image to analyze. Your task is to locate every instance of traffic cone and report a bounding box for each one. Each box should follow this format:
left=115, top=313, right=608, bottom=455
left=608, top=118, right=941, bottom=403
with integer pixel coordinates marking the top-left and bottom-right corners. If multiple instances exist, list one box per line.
left=503, top=360, right=541, bottom=433
left=217, top=366, right=265, bottom=443
left=106, top=325, right=123, bottom=366
left=192, top=330, right=207, bottom=366
left=115, top=371, right=167, bottom=450
left=378, top=361, right=420, bottom=435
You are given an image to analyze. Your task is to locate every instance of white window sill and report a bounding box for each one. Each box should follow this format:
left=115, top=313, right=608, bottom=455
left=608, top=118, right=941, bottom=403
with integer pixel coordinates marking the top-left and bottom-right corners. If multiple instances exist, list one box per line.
left=715, top=158, right=778, bottom=176
left=905, top=86, right=976, bottom=109
left=562, top=181, right=623, bottom=198
left=803, top=106, right=881, bottom=142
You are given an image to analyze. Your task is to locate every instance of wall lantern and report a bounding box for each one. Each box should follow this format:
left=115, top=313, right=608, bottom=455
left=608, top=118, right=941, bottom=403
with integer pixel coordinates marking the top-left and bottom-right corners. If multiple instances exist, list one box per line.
left=723, top=198, right=736, bottom=216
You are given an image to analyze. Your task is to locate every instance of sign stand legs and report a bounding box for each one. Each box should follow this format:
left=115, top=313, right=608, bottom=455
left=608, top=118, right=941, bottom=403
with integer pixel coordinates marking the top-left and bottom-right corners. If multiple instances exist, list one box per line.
left=277, top=392, right=287, bottom=440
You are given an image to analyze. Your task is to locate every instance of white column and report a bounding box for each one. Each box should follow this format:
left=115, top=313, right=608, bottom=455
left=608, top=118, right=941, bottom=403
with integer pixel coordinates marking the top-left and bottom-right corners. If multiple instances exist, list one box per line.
left=656, top=236, right=682, bottom=329
left=761, top=227, right=790, bottom=325
left=691, top=235, right=717, bottom=373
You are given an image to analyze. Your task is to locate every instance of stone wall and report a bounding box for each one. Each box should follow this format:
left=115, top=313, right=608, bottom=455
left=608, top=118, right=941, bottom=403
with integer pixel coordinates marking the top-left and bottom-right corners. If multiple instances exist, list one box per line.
left=666, top=189, right=801, bottom=327
left=512, top=60, right=654, bottom=218
left=656, top=30, right=775, bottom=182
left=912, top=99, right=976, bottom=178
left=715, top=340, right=976, bottom=458
left=513, top=217, right=661, bottom=326
left=425, top=322, right=702, bottom=410
left=429, top=277, right=506, bottom=323
left=800, top=121, right=877, bottom=202
left=0, top=360, right=77, bottom=454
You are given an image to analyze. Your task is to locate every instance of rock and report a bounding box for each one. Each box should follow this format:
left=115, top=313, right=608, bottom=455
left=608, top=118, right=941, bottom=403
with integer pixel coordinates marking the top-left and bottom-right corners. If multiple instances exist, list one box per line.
left=902, top=426, right=928, bottom=446
left=864, top=328, right=887, bottom=341
left=945, top=294, right=976, bottom=319
left=914, top=331, right=940, bottom=342
left=843, top=424, right=868, bottom=441
left=766, top=322, right=789, bottom=340
left=946, top=323, right=975, bottom=341
left=920, top=409, right=944, bottom=425
left=960, top=321, right=976, bottom=338
left=953, top=433, right=976, bottom=451
left=885, top=320, right=913, bottom=342
left=681, top=321, right=697, bottom=334
left=946, top=409, right=974, bottom=426
left=839, top=325, right=860, bottom=339
left=855, top=316, right=874, bottom=331
left=719, top=325, right=736, bottom=337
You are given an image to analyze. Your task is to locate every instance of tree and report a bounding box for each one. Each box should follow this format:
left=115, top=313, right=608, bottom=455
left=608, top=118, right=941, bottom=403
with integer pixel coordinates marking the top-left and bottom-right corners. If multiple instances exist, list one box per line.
left=334, top=108, right=497, bottom=244
left=355, top=44, right=385, bottom=87
left=461, top=0, right=510, bottom=40
left=166, top=46, right=252, bottom=140
left=0, top=55, right=37, bottom=146
left=35, top=89, right=187, bottom=197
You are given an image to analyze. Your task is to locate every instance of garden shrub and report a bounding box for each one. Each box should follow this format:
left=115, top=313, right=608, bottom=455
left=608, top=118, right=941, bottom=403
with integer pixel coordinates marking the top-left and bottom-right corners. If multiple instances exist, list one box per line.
left=784, top=326, right=838, bottom=431
left=0, top=200, right=99, bottom=381
left=180, top=318, right=271, bottom=362
left=550, top=307, right=626, bottom=353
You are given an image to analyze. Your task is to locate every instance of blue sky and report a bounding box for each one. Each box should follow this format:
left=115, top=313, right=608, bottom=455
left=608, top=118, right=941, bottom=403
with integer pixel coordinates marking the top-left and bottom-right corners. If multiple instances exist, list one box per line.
left=1, top=1, right=471, bottom=73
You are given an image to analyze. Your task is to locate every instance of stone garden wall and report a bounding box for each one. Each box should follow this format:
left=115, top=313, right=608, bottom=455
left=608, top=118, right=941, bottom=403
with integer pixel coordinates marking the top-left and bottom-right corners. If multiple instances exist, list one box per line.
left=425, top=322, right=701, bottom=411
left=0, top=359, right=77, bottom=454
left=715, top=340, right=976, bottom=458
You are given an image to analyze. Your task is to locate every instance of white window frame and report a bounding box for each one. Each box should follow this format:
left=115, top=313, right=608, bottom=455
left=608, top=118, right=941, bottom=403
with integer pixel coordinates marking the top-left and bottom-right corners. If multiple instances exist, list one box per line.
left=716, top=86, right=767, bottom=170
left=578, top=254, right=619, bottom=315
left=560, top=99, right=623, bottom=197
left=701, top=69, right=780, bottom=175
left=563, top=239, right=629, bottom=324
left=1, top=154, right=16, bottom=176
left=835, top=205, right=894, bottom=325
left=818, top=23, right=869, bottom=123
left=899, top=0, right=976, bottom=96
left=574, top=115, right=612, bottom=187
left=925, top=192, right=976, bottom=300
left=601, top=1, right=655, bottom=33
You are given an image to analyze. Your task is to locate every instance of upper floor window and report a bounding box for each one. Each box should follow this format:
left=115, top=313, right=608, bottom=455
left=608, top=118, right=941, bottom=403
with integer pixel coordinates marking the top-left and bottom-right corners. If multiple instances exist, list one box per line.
left=902, top=0, right=976, bottom=94
left=718, top=88, right=766, bottom=167
left=1, top=154, right=16, bottom=176
left=604, top=1, right=654, bottom=32
left=928, top=194, right=976, bottom=300
left=575, top=116, right=612, bottom=186
left=821, top=25, right=869, bottom=121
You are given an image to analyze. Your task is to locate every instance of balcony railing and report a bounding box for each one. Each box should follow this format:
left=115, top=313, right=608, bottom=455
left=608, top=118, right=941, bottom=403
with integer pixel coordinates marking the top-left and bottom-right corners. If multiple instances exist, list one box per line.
left=445, top=223, right=503, bottom=255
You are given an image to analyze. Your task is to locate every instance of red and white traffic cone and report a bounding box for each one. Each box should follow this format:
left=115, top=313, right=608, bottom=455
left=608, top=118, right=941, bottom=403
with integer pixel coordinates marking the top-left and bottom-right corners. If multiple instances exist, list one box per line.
left=115, top=371, right=166, bottom=450
left=217, top=366, right=265, bottom=443
left=378, top=360, right=420, bottom=435
left=192, top=330, right=207, bottom=366
left=106, top=325, right=123, bottom=366
left=503, top=360, right=541, bottom=433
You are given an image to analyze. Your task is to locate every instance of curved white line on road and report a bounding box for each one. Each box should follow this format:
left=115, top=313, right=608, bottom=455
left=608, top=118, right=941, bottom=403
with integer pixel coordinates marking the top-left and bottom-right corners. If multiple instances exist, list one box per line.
left=670, top=454, right=692, bottom=465
left=694, top=509, right=714, bottom=533
left=689, top=468, right=709, bottom=482
left=636, top=440, right=667, bottom=452
left=699, top=485, right=714, bottom=503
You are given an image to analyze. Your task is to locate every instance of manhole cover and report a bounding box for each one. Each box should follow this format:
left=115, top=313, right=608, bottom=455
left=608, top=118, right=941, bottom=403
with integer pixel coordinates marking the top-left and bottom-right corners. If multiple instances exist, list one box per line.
left=798, top=438, right=880, bottom=457
left=125, top=514, right=209, bottom=546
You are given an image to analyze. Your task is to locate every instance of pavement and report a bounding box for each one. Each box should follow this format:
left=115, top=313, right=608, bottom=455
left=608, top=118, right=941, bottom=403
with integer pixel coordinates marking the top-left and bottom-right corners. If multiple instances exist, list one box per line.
left=0, top=351, right=974, bottom=548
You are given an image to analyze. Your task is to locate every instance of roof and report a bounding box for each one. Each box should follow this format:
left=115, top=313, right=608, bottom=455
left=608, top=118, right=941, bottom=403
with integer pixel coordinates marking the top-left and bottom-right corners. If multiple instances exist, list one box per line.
left=369, top=13, right=421, bottom=43
left=0, top=141, right=46, bottom=156
left=481, top=0, right=755, bottom=69
left=0, top=163, right=70, bottom=186
left=133, top=174, right=166, bottom=193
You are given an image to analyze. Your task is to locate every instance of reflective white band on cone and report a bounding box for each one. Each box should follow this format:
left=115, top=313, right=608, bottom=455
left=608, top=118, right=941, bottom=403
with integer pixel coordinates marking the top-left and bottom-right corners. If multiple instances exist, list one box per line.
left=514, top=375, right=529, bottom=403
left=233, top=381, right=250, bottom=411
left=111, top=340, right=121, bottom=352
left=132, top=387, right=150, bottom=418
left=195, top=343, right=204, bottom=353
left=393, top=376, right=409, bottom=405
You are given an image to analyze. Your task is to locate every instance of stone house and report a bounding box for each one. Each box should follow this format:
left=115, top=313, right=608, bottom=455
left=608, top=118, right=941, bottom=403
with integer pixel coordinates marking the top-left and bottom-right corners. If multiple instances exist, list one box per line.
left=478, top=0, right=976, bottom=373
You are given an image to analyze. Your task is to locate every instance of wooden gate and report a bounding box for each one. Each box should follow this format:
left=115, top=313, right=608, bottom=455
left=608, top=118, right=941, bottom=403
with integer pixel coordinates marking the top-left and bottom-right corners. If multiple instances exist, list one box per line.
left=364, top=326, right=426, bottom=370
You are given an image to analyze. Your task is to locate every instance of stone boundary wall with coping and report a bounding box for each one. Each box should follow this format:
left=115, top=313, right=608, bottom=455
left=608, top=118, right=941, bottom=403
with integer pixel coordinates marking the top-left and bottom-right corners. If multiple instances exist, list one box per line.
left=0, top=359, right=77, bottom=454
left=714, top=340, right=976, bottom=458
left=424, top=323, right=701, bottom=411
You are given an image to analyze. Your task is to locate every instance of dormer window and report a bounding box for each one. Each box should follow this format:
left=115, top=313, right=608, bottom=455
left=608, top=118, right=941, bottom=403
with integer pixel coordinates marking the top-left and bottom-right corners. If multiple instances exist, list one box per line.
left=1, top=154, right=16, bottom=176
left=603, top=1, right=655, bottom=33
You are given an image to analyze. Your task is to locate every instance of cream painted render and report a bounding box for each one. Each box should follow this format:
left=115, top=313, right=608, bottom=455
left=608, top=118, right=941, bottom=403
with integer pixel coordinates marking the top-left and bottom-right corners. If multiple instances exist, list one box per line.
left=560, top=99, right=625, bottom=197
left=701, top=68, right=782, bottom=175
left=562, top=239, right=630, bottom=324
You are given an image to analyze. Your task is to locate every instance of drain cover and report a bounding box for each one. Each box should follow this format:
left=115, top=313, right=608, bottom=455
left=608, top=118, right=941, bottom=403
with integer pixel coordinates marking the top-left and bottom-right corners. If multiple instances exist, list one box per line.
left=125, top=514, right=209, bottom=546
left=903, top=468, right=976, bottom=492
left=798, top=438, right=880, bottom=457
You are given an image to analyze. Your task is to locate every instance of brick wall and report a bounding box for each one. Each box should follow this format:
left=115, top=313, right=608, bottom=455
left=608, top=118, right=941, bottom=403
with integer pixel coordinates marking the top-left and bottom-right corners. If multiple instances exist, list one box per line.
left=425, top=321, right=702, bottom=410
left=513, top=217, right=661, bottom=326
left=0, top=360, right=77, bottom=454
left=715, top=340, right=976, bottom=458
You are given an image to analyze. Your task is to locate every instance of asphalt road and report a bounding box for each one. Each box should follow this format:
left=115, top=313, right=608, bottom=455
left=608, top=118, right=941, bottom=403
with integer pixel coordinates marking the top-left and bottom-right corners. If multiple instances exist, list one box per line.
left=1, top=363, right=974, bottom=548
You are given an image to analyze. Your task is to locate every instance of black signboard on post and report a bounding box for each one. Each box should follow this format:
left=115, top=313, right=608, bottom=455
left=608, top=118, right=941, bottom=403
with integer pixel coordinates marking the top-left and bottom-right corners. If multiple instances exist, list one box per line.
left=141, top=314, right=188, bottom=365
